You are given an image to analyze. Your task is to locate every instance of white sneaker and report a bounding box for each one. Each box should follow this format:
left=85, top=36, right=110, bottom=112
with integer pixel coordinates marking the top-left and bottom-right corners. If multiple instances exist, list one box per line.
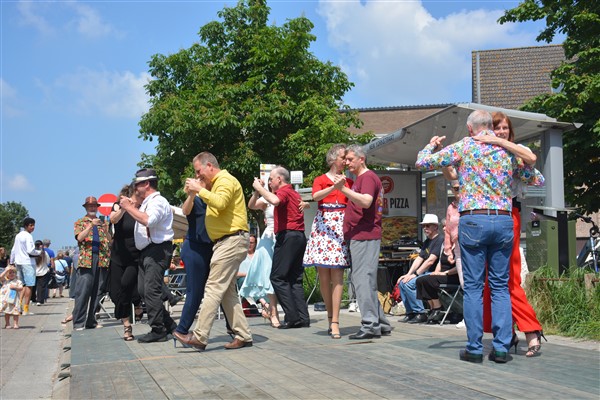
left=36, top=303, right=41, bottom=306
left=348, top=302, right=358, bottom=312
left=455, top=319, right=465, bottom=329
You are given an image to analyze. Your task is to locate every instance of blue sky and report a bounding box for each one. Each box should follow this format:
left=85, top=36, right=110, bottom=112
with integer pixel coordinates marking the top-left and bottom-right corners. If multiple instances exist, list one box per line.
left=1, top=0, right=561, bottom=249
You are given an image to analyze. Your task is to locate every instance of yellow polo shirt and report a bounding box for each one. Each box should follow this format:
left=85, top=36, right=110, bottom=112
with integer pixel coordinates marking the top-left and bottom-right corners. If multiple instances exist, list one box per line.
left=198, top=169, right=248, bottom=241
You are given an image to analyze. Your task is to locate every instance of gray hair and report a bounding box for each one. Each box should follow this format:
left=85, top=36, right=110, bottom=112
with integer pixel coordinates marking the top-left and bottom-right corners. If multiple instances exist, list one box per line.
left=346, top=144, right=366, bottom=162
left=272, top=166, right=290, bottom=184
left=466, top=110, right=493, bottom=132
left=326, top=144, right=346, bottom=167
left=193, top=152, right=220, bottom=168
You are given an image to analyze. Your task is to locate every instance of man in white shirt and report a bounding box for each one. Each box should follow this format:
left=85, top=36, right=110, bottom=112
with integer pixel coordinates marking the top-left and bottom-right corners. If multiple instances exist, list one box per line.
left=10, top=217, right=42, bottom=315
left=120, top=168, right=175, bottom=343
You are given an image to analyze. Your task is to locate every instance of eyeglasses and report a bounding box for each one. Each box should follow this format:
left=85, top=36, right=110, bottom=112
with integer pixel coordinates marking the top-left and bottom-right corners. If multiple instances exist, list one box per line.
left=422, top=224, right=436, bottom=228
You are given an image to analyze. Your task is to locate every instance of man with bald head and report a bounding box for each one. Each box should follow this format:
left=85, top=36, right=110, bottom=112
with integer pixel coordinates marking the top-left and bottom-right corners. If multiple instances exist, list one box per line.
left=252, top=166, right=309, bottom=329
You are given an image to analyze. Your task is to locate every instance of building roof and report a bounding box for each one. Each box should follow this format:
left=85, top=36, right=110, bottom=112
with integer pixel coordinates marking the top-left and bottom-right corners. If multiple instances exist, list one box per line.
left=472, top=45, right=565, bottom=109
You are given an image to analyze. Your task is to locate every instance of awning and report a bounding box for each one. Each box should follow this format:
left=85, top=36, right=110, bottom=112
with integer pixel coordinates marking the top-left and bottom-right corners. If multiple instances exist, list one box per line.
left=363, top=103, right=580, bottom=166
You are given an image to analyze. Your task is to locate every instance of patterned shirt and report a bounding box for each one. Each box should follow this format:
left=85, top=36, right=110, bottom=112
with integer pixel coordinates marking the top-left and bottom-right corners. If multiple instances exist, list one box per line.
left=416, top=131, right=544, bottom=212
left=74, top=216, right=110, bottom=269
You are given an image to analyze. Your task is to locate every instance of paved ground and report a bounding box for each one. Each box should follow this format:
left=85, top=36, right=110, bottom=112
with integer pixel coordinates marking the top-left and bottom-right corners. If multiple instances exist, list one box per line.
left=1, top=292, right=599, bottom=399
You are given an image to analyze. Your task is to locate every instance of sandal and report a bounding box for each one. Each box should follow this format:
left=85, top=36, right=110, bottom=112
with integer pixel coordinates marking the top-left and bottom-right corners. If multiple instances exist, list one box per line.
left=261, top=303, right=272, bottom=321
left=327, top=315, right=333, bottom=335
left=123, top=325, right=134, bottom=341
left=61, top=315, right=73, bottom=324
left=330, top=322, right=341, bottom=339
left=525, top=330, right=547, bottom=357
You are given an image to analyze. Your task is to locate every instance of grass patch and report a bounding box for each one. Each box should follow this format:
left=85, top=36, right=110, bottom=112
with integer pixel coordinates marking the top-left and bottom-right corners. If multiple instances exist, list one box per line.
left=527, top=265, right=600, bottom=340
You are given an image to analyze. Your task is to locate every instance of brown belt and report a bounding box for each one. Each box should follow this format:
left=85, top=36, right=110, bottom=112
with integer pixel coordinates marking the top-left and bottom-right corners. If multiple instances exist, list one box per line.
left=460, top=209, right=510, bottom=217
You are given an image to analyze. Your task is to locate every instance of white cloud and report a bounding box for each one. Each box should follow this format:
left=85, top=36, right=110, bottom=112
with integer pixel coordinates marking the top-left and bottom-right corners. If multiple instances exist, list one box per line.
left=7, top=174, right=34, bottom=192
left=16, top=0, right=121, bottom=39
left=66, top=2, right=123, bottom=39
left=0, top=79, right=24, bottom=118
left=53, top=68, right=151, bottom=118
left=16, top=0, right=55, bottom=35
left=317, top=1, right=539, bottom=107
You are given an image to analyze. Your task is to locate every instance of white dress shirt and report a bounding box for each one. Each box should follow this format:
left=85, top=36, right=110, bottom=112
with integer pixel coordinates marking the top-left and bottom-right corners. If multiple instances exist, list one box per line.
left=134, top=191, right=174, bottom=250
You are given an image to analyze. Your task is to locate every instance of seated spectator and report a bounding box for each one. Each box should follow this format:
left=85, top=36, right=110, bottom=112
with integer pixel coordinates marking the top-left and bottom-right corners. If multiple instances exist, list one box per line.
left=416, top=223, right=460, bottom=324
left=396, top=214, right=443, bottom=324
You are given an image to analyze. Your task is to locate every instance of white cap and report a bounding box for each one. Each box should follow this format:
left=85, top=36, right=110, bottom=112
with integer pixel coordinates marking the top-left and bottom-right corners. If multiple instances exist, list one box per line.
left=420, top=214, right=439, bottom=225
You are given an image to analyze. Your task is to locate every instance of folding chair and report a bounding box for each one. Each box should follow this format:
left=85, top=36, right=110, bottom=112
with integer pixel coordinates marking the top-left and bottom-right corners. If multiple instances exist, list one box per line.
left=95, top=294, right=114, bottom=319
left=166, top=272, right=187, bottom=297
left=438, top=283, right=463, bottom=325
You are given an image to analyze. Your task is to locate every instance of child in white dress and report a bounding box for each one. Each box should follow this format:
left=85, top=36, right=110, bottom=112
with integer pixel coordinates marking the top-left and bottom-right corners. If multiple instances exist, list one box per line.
left=1, top=265, right=24, bottom=329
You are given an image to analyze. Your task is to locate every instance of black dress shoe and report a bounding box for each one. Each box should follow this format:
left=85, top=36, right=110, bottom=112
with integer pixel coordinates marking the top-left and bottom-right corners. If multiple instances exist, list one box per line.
left=459, top=349, right=483, bottom=363
left=137, top=330, right=169, bottom=343
left=169, top=294, right=184, bottom=307
left=348, top=331, right=381, bottom=340
left=427, top=310, right=443, bottom=324
left=407, top=313, right=428, bottom=324
left=488, top=350, right=508, bottom=363
left=399, top=314, right=415, bottom=323
left=278, top=320, right=310, bottom=329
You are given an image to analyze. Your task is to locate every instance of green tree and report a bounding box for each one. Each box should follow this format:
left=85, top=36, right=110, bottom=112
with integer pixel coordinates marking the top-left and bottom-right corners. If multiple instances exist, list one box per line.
left=0, top=201, right=29, bottom=250
left=139, top=0, right=369, bottom=207
left=499, top=0, right=600, bottom=212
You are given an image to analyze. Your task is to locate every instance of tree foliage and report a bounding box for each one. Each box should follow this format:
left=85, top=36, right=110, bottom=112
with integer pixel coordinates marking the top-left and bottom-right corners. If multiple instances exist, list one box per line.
left=499, top=0, right=600, bottom=212
left=139, top=0, right=369, bottom=206
left=0, top=201, right=29, bottom=250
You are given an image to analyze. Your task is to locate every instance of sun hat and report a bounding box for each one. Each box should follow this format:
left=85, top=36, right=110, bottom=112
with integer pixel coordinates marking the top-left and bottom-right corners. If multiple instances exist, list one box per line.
left=82, top=196, right=100, bottom=207
left=133, top=168, right=158, bottom=184
left=420, top=214, right=439, bottom=225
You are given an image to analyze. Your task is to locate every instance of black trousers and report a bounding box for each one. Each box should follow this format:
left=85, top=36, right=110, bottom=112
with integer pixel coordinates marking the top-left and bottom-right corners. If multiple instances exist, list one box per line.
left=138, top=242, right=174, bottom=333
left=416, top=273, right=460, bottom=301
left=109, top=259, right=138, bottom=320
left=35, top=272, right=50, bottom=304
left=271, top=230, right=309, bottom=324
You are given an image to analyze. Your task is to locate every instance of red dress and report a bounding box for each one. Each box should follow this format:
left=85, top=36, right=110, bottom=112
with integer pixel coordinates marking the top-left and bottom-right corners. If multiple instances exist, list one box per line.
left=482, top=206, right=542, bottom=333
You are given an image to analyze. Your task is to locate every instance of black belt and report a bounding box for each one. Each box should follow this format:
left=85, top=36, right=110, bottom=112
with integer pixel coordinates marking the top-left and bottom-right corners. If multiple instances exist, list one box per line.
left=214, top=230, right=247, bottom=244
left=460, top=209, right=510, bottom=217
left=141, top=241, right=173, bottom=251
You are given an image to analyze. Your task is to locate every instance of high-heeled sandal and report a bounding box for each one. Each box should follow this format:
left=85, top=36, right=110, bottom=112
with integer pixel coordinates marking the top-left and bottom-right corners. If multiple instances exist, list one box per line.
left=510, top=332, right=519, bottom=354
left=525, top=330, right=547, bottom=357
left=327, top=315, right=333, bottom=335
left=330, top=322, right=341, bottom=339
left=123, top=325, right=134, bottom=341
left=261, top=303, right=272, bottom=321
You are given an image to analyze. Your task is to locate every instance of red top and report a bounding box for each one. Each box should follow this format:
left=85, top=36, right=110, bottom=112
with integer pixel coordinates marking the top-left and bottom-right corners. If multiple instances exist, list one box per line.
left=312, top=174, right=354, bottom=207
left=343, top=170, right=383, bottom=241
left=274, top=184, right=305, bottom=233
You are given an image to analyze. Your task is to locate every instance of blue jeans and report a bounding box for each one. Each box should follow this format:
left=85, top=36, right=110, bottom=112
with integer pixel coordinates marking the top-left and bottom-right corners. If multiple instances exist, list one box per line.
left=399, top=271, right=430, bottom=314
left=459, top=214, right=513, bottom=354
left=175, top=240, right=212, bottom=334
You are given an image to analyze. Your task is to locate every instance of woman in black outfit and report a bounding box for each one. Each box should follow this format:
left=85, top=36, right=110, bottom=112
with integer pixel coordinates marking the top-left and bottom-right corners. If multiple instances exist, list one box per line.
left=109, top=185, right=141, bottom=341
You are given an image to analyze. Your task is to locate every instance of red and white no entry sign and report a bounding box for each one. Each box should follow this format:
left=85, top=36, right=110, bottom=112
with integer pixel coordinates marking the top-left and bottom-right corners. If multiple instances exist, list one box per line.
left=98, top=193, right=118, bottom=216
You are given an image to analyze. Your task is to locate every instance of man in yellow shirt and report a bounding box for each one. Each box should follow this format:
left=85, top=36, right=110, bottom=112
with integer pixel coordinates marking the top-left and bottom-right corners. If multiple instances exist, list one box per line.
left=173, top=152, right=252, bottom=351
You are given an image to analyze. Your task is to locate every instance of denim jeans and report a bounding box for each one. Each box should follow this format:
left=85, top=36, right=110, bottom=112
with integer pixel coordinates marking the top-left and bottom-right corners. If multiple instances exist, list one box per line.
left=399, top=271, right=431, bottom=314
left=459, top=214, right=513, bottom=354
